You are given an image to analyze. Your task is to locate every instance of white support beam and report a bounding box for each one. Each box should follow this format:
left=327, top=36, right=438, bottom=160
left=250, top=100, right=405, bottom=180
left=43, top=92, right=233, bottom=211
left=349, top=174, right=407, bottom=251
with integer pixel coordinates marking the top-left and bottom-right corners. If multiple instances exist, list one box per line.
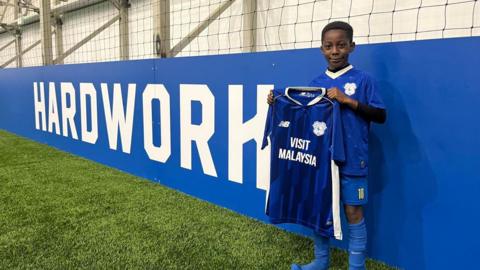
left=0, top=0, right=106, bottom=34
left=1, top=39, right=39, bottom=67
left=0, top=38, right=14, bottom=51
left=54, top=14, right=119, bottom=64
left=53, top=0, right=104, bottom=15
left=242, top=0, right=256, bottom=52
left=152, top=0, right=170, bottom=58
left=39, top=0, right=53, bottom=65
left=107, top=0, right=119, bottom=10
left=119, top=0, right=128, bottom=60
left=0, top=0, right=14, bottom=7
left=170, top=0, right=235, bottom=57
left=0, top=2, right=8, bottom=23
left=18, top=1, right=40, bottom=14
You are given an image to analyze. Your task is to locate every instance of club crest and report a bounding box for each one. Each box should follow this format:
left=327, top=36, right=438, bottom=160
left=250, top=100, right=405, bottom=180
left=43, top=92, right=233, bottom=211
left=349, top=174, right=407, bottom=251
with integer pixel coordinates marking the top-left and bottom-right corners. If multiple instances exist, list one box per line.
left=344, top=82, right=357, bottom=96
left=312, top=121, right=327, bottom=136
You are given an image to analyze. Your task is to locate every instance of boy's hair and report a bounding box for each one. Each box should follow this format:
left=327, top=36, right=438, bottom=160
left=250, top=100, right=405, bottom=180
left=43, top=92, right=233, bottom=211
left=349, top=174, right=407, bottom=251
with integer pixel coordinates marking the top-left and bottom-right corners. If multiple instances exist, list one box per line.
left=321, top=21, right=354, bottom=42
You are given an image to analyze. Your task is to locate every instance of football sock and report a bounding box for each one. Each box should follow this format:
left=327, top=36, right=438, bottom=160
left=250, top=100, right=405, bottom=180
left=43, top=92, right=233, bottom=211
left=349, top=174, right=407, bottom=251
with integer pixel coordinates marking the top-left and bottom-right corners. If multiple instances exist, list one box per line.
left=291, top=232, right=330, bottom=270
left=348, top=218, right=367, bottom=270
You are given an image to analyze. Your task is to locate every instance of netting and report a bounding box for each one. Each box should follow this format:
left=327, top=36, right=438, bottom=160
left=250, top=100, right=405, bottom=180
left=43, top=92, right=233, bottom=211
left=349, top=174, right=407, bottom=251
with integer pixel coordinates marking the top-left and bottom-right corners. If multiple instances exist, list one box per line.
left=0, top=0, right=478, bottom=68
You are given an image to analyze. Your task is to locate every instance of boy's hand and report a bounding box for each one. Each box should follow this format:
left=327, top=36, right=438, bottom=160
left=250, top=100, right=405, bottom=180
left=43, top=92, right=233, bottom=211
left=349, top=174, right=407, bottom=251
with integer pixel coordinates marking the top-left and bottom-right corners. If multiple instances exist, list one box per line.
left=267, top=90, right=274, bottom=105
left=327, top=87, right=358, bottom=109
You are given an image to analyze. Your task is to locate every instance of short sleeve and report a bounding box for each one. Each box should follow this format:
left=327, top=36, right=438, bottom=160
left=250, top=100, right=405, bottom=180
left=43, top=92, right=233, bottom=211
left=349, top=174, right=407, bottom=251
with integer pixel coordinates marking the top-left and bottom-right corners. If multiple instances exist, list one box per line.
left=331, top=102, right=345, bottom=162
left=365, top=75, right=385, bottom=109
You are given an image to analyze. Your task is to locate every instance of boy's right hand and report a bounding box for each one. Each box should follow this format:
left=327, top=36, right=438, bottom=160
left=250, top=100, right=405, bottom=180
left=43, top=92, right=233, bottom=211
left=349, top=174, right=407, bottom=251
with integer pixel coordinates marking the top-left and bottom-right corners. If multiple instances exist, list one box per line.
left=267, top=90, right=274, bottom=105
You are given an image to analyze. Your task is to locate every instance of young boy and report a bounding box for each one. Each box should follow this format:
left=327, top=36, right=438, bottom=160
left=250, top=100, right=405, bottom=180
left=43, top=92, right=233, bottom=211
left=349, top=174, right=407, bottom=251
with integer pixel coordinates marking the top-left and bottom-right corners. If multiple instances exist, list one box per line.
left=267, top=21, right=386, bottom=270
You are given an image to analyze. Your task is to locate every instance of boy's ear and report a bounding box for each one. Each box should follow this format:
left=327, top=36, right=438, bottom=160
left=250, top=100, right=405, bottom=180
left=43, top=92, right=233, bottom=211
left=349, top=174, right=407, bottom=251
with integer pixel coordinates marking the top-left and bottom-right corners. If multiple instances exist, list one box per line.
left=350, top=42, right=356, bottom=52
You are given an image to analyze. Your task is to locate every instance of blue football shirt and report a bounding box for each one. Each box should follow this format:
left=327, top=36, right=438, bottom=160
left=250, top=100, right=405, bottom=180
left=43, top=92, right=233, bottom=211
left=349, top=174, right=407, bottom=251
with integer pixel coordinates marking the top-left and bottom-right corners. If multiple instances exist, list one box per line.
left=262, top=87, right=345, bottom=239
left=309, top=65, right=385, bottom=176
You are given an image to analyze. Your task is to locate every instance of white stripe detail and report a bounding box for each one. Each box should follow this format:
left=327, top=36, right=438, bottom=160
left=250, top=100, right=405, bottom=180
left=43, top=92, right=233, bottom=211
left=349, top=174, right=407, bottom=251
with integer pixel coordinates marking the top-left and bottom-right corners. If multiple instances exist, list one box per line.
left=264, top=138, right=271, bottom=214
left=325, top=65, right=353, bottom=79
left=331, top=160, right=342, bottom=240
left=265, top=186, right=270, bottom=214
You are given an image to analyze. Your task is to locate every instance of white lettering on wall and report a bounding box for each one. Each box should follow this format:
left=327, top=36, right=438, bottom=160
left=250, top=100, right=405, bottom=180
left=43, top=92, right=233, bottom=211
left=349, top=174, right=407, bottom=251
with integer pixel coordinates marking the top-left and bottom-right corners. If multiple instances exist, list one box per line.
left=61, top=82, right=78, bottom=140
left=228, top=84, right=272, bottom=190
left=32, top=81, right=274, bottom=189
left=47, top=82, right=60, bottom=135
left=33, top=82, right=46, bottom=131
left=80, top=83, right=98, bottom=144
left=179, top=84, right=217, bottom=177
left=101, top=83, right=136, bottom=153
left=143, top=84, right=171, bottom=163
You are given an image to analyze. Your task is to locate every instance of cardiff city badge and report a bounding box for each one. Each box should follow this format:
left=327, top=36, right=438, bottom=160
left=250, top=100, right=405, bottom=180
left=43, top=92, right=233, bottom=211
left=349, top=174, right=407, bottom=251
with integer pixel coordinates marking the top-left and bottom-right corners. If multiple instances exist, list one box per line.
left=312, top=121, right=327, bottom=136
left=344, top=82, right=357, bottom=96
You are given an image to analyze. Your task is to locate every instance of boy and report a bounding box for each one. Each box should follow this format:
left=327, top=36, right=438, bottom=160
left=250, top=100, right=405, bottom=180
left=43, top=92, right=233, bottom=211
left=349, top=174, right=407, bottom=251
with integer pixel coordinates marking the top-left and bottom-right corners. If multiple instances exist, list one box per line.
left=267, top=21, right=386, bottom=270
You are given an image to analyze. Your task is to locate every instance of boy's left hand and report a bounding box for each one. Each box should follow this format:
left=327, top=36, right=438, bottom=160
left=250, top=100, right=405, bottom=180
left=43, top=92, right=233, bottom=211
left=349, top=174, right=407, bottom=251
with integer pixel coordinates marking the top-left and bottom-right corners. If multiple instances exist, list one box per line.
left=327, top=87, right=358, bottom=109
left=327, top=87, right=348, bottom=103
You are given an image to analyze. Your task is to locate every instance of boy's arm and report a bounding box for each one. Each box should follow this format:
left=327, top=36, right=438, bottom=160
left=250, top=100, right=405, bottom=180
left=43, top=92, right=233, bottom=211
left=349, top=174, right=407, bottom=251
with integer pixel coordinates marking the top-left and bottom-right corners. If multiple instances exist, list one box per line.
left=327, top=87, right=386, bottom=123
left=356, top=102, right=386, bottom=123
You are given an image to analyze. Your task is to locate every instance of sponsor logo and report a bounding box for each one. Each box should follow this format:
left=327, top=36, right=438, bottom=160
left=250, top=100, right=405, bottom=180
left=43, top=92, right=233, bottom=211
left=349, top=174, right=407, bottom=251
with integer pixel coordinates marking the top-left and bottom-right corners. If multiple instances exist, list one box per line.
left=299, top=92, right=315, bottom=98
left=278, top=121, right=290, bottom=128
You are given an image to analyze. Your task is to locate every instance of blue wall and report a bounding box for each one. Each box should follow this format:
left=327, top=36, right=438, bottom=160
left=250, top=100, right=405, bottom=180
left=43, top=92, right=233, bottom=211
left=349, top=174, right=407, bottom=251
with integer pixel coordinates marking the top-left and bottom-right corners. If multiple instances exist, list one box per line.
left=1, top=37, right=479, bottom=269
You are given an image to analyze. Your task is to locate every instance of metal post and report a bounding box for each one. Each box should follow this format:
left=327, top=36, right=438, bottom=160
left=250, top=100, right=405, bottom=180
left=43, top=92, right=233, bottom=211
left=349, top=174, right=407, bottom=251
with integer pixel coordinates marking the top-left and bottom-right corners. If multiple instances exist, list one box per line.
left=119, top=0, right=129, bottom=60
left=39, top=0, right=53, bottom=65
left=54, top=0, right=64, bottom=64
left=14, top=30, right=22, bottom=67
left=153, top=0, right=170, bottom=58
left=13, top=0, right=22, bottom=67
left=242, top=0, right=257, bottom=52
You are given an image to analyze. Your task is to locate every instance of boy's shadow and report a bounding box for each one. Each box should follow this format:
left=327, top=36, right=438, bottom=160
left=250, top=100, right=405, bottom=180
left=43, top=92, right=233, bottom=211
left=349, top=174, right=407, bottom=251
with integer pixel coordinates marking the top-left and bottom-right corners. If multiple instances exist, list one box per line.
left=363, top=46, right=438, bottom=270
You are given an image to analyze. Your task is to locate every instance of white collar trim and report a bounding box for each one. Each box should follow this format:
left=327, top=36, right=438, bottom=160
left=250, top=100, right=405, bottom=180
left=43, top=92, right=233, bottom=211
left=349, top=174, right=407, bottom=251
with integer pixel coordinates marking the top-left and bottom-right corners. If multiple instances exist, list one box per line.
left=325, top=65, right=353, bottom=79
left=284, top=87, right=326, bottom=106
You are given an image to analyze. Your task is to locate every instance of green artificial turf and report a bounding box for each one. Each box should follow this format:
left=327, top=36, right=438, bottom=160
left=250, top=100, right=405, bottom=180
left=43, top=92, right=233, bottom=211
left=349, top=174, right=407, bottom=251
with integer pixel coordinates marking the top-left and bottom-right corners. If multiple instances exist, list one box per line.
left=0, top=129, right=396, bottom=269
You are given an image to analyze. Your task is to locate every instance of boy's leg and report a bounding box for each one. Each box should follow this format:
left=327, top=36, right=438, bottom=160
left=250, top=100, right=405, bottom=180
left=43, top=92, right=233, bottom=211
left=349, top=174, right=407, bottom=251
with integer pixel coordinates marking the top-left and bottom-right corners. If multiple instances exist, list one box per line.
left=291, top=231, right=330, bottom=270
left=347, top=215, right=367, bottom=270
left=341, top=175, right=368, bottom=270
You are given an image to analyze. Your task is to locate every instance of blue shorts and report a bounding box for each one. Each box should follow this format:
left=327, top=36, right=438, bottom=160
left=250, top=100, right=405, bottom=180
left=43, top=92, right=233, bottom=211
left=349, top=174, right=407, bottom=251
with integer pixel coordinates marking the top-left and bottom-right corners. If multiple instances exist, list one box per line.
left=341, top=175, right=368, bottom=206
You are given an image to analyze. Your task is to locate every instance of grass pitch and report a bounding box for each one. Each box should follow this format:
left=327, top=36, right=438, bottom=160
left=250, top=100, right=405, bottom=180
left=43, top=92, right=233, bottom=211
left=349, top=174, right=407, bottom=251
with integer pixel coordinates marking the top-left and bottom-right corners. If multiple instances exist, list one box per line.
left=0, top=130, right=396, bottom=269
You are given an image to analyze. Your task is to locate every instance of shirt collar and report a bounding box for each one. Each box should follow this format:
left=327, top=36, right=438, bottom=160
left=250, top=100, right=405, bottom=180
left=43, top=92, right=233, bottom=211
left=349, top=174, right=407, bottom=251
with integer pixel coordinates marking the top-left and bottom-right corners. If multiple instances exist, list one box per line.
left=284, top=87, right=326, bottom=106
left=325, top=65, right=353, bottom=79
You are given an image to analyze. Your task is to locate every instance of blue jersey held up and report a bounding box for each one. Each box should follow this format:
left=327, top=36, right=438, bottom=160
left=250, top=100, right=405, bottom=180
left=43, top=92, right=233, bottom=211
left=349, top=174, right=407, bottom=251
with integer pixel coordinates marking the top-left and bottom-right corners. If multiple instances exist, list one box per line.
left=309, top=65, right=385, bottom=176
left=262, top=87, right=345, bottom=239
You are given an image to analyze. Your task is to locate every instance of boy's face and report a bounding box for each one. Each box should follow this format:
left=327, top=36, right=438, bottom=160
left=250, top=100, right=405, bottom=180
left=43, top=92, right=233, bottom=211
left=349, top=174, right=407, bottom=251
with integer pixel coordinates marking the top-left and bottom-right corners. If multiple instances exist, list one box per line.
left=321, top=29, right=355, bottom=70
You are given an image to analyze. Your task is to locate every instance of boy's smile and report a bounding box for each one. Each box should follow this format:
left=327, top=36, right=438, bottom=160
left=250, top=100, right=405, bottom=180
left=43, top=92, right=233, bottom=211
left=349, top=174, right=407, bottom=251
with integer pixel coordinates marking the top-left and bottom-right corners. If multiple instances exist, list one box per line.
left=321, top=29, right=355, bottom=70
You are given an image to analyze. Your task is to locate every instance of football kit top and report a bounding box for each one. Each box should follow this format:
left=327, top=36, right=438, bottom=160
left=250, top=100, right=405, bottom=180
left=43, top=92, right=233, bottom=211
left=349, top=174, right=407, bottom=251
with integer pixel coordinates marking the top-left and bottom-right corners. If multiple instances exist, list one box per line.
left=262, top=87, right=345, bottom=239
left=309, top=65, right=385, bottom=176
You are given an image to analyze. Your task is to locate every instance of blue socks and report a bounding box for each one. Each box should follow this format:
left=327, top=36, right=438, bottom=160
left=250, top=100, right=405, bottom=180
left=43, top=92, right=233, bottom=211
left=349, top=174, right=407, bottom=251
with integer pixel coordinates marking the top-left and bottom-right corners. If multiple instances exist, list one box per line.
left=291, top=232, right=330, bottom=270
left=292, top=219, right=366, bottom=270
left=348, top=218, right=367, bottom=270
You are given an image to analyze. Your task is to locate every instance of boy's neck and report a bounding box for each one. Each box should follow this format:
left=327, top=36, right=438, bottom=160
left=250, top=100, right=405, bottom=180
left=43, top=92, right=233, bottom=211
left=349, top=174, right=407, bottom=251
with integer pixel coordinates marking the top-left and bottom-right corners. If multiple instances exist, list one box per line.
left=327, top=63, right=351, bottom=73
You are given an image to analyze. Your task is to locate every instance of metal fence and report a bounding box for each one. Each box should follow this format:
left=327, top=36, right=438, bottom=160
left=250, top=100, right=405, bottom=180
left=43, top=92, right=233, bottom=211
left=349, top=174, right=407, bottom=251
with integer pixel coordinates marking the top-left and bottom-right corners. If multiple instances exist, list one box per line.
left=0, top=0, right=479, bottom=68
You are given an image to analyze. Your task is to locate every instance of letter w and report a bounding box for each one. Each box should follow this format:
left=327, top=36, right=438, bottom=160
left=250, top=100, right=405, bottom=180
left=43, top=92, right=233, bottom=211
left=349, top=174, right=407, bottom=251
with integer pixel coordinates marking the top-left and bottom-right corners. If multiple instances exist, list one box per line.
left=101, top=83, right=136, bottom=153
